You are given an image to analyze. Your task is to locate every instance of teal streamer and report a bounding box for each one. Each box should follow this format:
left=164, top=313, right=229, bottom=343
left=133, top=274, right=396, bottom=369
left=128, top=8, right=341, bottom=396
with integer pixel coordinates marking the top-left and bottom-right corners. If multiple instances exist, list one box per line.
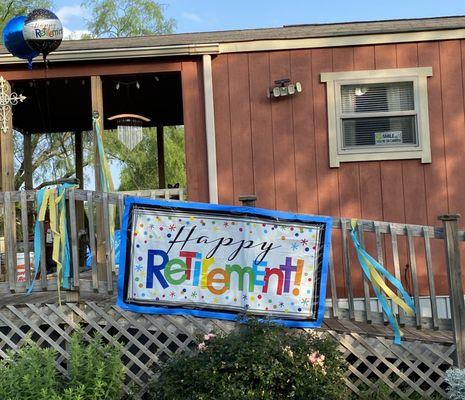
left=57, top=184, right=74, bottom=289
left=350, top=227, right=416, bottom=344
left=28, top=188, right=46, bottom=294
left=27, top=184, right=75, bottom=293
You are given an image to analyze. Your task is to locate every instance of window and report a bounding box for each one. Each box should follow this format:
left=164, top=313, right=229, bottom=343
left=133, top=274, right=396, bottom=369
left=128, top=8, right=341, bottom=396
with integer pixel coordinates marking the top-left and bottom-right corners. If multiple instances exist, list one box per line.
left=321, top=67, right=432, bottom=167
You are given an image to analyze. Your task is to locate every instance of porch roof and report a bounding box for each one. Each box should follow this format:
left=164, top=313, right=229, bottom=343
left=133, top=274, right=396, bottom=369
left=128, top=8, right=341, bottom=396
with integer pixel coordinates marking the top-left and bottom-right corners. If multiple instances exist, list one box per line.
left=1, top=15, right=465, bottom=62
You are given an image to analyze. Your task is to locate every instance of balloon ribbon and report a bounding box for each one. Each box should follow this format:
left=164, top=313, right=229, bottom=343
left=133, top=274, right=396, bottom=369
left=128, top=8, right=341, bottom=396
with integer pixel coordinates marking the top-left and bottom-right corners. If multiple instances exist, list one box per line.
left=350, top=219, right=416, bottom=344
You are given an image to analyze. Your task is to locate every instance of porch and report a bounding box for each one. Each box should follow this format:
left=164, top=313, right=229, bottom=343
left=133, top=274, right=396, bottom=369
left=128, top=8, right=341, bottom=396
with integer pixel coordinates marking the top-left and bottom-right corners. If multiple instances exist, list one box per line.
left=0, top=187, right=463, bottom=398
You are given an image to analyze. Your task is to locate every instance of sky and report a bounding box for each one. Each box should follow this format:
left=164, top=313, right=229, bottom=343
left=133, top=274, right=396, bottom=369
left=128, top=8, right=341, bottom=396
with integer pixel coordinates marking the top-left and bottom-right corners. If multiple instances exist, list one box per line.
left=55, top=0, right=465, bottom=38
left=52, top=0, right=465, bottom=188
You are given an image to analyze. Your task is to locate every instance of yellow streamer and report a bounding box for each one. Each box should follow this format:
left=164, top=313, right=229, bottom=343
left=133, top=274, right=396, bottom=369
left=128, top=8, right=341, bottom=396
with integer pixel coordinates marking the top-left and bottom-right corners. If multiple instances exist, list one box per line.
left=36, top=187, right=74, bottom=305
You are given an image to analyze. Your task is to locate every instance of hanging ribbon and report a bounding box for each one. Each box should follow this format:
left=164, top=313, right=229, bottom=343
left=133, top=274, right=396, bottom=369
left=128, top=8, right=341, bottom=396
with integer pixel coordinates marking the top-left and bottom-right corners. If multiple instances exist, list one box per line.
left=350, top=219, right=416, bottom=344
left=93, top=113, right=116, bottom=269
left=28, top=184, right=76, bottom=303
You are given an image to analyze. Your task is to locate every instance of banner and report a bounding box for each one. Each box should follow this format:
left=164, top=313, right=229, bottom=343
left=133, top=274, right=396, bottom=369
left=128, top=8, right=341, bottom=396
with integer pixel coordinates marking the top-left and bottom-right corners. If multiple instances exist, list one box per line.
left=117, top=198, right=332, bottom=327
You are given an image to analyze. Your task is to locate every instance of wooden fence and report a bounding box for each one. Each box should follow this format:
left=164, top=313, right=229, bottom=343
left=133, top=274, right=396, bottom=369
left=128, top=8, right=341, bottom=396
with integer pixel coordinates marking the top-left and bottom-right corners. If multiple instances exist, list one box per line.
left=0, top=188, right=464, bottom=398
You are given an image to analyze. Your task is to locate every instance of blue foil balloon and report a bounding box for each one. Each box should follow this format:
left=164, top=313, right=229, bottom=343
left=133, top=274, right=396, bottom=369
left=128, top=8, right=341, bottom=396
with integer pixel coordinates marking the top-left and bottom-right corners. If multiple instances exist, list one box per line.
left=3, top=16, right=39, bottom=69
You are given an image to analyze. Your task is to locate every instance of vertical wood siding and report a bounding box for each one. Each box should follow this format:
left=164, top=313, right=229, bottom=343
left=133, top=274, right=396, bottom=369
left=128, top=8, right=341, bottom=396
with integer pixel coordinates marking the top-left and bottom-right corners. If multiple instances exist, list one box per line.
left=211, top=41, right=465, bottom=295
left=181, top=59, right=209, bottom=202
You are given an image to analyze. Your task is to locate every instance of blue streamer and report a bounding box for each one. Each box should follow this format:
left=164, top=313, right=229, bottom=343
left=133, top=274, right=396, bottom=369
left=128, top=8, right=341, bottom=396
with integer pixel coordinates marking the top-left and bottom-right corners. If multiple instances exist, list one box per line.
left=350, top=227, right=416, bottom=344
left=28, top=188, right=46, bottom=294
left=27, top=184, right=76, bottom=293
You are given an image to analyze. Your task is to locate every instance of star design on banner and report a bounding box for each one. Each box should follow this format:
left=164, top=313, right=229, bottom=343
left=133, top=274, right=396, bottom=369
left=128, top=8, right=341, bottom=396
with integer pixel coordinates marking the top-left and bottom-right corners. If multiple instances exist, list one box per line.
left=135, top=265, right=143, bottom=272
left=300, top=238, right=309, bottom=246
left=291, top=243, right=299, bottom=251
left=169, top=224, right=176, bottom=231
left=191, top=291, right=197, bottom=298
left=301, top=298, right=310, bottom=306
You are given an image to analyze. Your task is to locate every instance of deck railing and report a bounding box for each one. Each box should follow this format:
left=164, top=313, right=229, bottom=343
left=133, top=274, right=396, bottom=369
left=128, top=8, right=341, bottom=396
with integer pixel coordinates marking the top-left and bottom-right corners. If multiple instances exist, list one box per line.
left=0, top=188, right=185, bottom=295
left=0, top=189, right=463, bottom=355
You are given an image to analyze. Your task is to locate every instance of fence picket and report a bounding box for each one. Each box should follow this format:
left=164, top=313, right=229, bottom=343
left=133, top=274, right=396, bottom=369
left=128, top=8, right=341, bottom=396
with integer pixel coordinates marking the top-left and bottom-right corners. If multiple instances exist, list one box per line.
left=68, top=189, right=80, bottom=289
left=102, top=192, right=113, bottom=293
left=4, top=192, right=16, bottom=292
left=341, top=218, right=355, bottom=320
left=357, top=220, right=372, bottom=323
left=328, top=246, right=338, bottom=318
left=406, top=227, right=422, bottom=328
left=389, top=223, right=405, bottom=325
left=423, top=226, right=439, bottom=330
left=38, top=220, right=47, bottom=290
left=86, top=192, right=98, bottom=291
left=20, top=191, right=31, bottom=288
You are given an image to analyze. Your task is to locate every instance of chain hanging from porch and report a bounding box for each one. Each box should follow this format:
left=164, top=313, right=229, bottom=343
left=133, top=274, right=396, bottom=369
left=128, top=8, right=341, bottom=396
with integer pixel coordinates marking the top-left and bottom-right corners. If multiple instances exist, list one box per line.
left=108, top=113, right=150, bottom=150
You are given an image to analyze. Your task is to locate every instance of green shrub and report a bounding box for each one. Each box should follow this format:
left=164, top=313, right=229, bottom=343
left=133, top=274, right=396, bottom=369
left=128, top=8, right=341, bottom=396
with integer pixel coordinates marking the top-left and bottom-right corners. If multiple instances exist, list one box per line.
left=0, top=333, right=125, bottom=400
left=0, top=341, right=59, bottom=400
left=148, top=319, right=348, bottom=400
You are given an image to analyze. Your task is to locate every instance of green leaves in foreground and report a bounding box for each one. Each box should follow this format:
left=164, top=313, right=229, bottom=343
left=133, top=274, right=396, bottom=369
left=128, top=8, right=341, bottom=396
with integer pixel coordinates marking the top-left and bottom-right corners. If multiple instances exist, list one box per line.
left=0, top=333, right=125, bottom=400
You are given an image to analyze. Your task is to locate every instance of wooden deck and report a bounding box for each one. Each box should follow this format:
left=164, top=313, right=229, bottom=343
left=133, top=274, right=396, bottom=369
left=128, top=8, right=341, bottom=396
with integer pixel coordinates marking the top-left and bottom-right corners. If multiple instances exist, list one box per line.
left=0, top=188, right=463, bottom=398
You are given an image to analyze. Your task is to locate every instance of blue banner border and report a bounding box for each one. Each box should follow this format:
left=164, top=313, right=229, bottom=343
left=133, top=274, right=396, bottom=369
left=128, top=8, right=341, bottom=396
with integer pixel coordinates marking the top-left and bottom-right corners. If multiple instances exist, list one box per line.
left=116, top=197, right=332, bottom=328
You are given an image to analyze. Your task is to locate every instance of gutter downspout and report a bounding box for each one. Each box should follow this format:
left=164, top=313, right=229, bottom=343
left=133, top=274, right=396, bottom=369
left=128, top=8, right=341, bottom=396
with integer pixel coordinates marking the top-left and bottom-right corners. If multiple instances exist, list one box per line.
left=202, top=54, right=219, bottom=204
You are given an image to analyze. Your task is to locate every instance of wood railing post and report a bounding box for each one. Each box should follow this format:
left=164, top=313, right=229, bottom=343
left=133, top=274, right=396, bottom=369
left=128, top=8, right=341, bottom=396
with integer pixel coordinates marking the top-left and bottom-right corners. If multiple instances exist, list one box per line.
left=439, top=214, right=465, bottom=368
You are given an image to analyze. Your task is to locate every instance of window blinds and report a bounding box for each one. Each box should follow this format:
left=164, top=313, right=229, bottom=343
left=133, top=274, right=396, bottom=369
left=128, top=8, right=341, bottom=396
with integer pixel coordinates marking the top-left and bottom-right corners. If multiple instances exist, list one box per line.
left=340, top=82, right=417, bottom=148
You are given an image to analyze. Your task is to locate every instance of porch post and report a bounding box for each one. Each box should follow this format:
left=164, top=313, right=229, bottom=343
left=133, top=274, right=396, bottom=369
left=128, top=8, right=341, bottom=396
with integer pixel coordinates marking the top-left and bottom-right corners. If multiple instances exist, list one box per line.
left=74, top=130, right=86, bottom=269
left=439, top=214, right=465, bottom=368
left=23, top=132, right=33, bottom=190
left=157, top=125, right=166, bottom=188
left=202, top=54, right=218, bottom=204
left=91, top=76, right=107, bottom=281
left=0, top=79, right=15, bottom=192
left=0, top=76, right=21, bottom=291
left=74, top=130, right=84, bottom=189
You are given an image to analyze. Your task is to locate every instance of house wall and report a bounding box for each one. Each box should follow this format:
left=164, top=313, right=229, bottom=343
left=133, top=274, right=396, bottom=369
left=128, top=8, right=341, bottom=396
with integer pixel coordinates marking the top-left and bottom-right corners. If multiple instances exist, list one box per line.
left=211, top=41, right=465, bottom=295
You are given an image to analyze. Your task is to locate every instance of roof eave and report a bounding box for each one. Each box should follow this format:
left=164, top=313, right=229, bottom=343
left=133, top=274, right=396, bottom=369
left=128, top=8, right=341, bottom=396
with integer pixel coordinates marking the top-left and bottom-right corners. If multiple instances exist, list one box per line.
left=0, top=43, right=220, bottom=64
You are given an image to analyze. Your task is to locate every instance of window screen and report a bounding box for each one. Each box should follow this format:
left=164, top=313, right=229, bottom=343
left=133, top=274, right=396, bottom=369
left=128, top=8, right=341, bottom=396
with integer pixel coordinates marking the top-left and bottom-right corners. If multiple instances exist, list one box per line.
left=340, top=82, right=417, bottom=148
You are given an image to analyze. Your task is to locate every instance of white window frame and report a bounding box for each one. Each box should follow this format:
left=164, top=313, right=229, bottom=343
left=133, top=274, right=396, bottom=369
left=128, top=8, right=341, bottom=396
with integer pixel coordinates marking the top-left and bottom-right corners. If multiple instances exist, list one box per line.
left=321, top=67, right=433, bottom=167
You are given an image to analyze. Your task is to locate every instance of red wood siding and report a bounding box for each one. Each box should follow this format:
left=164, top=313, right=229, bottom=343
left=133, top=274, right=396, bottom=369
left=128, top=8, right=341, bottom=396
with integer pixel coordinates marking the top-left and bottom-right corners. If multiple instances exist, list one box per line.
left=181, top=59, right=209, bottom=202
left=211, top=42, right=465, bottom=295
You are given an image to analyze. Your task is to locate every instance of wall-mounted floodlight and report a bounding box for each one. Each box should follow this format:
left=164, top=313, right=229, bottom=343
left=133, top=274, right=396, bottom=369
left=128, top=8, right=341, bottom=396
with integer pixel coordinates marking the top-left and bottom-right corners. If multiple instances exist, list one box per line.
left=268, top=78, right=302, bottom=99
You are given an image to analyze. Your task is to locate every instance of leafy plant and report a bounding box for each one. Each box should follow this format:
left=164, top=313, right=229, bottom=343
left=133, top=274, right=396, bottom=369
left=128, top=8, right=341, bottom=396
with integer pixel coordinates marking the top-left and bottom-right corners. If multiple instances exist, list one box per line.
left=0, top=340, right=59, bottom=400
left=148, top=319, right=348, bottom=400
left=446, top=368, right=465, bottom=400
left=0, top=332, right=125, bottom=400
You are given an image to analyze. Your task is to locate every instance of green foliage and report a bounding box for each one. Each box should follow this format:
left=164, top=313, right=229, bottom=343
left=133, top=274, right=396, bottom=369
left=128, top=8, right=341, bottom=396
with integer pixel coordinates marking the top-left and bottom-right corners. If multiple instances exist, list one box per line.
left=106, top=126, right=186, bottom=191
left=0, top=0, right=53, bottom=36
left=67, top=333, right=125, bottom=400
left=149, top=319, right=348, bottom=400
left=0, top=333, right=125, bottom=400
left=81, top=0, right=175, bottom=38
left=0, top=340, right=59, bottom=400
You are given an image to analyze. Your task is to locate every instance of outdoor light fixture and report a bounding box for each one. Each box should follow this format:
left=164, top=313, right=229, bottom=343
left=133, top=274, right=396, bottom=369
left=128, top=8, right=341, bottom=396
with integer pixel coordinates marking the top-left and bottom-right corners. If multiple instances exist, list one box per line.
left=115, top=80, right=141, bottom=90
left=268, top=78, right=302, bottom=99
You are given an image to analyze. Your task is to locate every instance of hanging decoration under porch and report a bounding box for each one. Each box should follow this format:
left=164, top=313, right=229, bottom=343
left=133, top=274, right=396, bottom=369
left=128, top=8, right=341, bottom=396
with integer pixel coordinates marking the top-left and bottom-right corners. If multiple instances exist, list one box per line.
left=108, top=113, right=150, bottom=150
left=350, top=219, right=416, bottom=344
